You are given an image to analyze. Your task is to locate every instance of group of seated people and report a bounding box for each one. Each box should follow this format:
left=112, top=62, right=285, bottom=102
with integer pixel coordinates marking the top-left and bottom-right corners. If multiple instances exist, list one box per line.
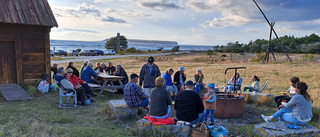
left=124, top=70, right=314, bottom=126
left=53, top=60, right=130, bottom=106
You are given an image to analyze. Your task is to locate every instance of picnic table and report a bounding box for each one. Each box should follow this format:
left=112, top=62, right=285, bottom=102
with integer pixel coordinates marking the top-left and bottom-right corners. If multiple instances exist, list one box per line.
left=95, top=74, right=124, bottom=97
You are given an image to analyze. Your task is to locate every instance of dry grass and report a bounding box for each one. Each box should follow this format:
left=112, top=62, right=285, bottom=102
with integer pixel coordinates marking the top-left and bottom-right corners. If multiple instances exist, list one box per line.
left=57, top=52, right=320, bottom=109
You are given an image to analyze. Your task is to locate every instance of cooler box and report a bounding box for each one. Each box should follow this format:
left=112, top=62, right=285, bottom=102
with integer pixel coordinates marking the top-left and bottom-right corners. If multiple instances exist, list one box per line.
left=208, top=125, right=229, bottom=137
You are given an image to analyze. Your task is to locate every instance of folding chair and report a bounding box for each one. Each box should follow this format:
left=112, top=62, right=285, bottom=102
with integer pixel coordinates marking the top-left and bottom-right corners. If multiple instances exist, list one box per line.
left=259, top=81, right=268, bottom=92
left=57, top=82, right=77, bottom=108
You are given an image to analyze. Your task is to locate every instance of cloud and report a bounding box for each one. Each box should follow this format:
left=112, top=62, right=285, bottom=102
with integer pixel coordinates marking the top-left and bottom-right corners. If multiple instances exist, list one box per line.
left=139, top=0, right=181, bottom=11
left=241, top=27, right=264, bottom=34
left=105, top=8, right=152, bottom=17
left=189, top=28, right=202, bottom=32
left=52, top=2, right=128, bottom=24
left=100, top=16, right=127, bottom=23
left=56, top=28, right=99, bottom=33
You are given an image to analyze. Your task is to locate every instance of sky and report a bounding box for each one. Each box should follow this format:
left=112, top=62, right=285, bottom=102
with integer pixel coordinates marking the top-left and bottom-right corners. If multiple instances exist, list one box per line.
left=48, top=0, right=320, bottom=45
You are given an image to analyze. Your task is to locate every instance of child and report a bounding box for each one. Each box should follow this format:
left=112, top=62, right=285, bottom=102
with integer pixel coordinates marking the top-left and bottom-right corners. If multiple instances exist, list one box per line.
left=203, top=83, right=217, bottom=125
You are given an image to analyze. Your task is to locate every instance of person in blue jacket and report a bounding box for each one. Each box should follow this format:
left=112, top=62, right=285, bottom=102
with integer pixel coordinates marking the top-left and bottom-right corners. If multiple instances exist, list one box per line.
left=163, top=68, right=178, bottom=99
left=81, top=62, right=98, bottom=84
left=224, top=71, right=242, bottom=93
left=203, top=83, right=217, bottom=125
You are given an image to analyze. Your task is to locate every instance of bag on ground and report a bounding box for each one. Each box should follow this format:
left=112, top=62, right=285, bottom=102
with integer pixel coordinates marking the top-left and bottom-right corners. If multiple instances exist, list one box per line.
left=37, top=80, right=49, bottom=93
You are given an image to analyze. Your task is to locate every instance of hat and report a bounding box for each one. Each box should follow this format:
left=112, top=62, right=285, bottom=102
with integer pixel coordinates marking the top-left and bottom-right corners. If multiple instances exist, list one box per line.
left=185, top=80, right=195, bottom=86
left=208, top=83, right=215, bottom=89
left=148, top=56, right=154, bottom=63
left=179, top=66, right=185, bottom=71
left=130, top=73, right=139, bottom=79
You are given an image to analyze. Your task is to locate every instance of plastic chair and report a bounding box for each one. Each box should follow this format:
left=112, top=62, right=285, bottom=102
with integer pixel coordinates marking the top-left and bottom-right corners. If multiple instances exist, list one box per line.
left=57, top=82, right=77, bottom=108
left=259, top=81, right=268, bottom=92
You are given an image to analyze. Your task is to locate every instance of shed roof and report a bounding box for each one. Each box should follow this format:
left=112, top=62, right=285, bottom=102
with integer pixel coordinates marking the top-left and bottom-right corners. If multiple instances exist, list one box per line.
left=0, top=0, right=58, bottom=27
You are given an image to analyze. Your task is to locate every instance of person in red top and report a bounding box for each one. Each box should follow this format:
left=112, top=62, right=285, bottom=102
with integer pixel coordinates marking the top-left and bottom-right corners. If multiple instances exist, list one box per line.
left=66, top=68, right=97, bottom=99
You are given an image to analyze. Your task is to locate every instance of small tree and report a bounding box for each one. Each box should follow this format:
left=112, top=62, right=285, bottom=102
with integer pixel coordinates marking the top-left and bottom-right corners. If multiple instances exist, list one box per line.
left=76, top=49, right=81, bottom=52
left=207, top=49, right=214, bottom=58
left=171, top=46, right=180, bottom=52
left=105, top=35, right=128, bottom=51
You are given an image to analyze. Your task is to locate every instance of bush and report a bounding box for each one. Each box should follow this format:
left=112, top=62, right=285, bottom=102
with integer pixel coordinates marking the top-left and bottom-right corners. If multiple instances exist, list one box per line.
left=221, top=54, right=227, bottom=57
left=157, top=47, right=163, bottom=51
left=124, top=47, right=140, bottom=53
left=76, top=49, right=81, bottom=52
left=171, top=46, right=180, bottom=52
left=251, top=54, right=265, bottom=62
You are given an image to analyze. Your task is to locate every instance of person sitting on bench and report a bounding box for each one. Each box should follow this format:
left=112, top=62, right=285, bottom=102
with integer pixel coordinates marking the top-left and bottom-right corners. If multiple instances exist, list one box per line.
left=274, top=77, right=299, bottom=109
left=243, top=75, right=260, bottom=92
left=150, top=77, right=172, bottom=119
left=261, top=82, right=313, bottom=125
left=81, top=62, right=99, bottom=84
left=66, top=68, right=97, bottom=98
left=124, top=73, right=149, bottom=111
left=224, top=71, right=242, bottom=93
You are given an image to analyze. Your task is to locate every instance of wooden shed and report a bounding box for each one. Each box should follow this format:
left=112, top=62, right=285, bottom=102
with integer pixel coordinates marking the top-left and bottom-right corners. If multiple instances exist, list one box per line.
left=0, top=0, right=58, bottom=85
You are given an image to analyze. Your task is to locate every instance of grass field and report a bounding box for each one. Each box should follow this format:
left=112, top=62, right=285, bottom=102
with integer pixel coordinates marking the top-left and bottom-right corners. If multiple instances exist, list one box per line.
left=0, top=52, right=319, bottom=136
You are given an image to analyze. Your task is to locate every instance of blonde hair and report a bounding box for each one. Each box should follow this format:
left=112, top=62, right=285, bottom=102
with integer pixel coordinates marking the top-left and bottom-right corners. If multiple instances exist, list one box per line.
left=155, top=77, right=165, bottom=87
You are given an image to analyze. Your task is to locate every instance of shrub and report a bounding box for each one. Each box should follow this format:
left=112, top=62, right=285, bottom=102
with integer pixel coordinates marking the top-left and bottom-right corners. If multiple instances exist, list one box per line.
left=251, top=54, right=265, bottom=62
left=171, top=46, right=180, bottom=52
left=76, top=49, right=81, bottom=52
left=221, top=54, right=227, bottom=57
left=157, top=47, right=164, bottom=51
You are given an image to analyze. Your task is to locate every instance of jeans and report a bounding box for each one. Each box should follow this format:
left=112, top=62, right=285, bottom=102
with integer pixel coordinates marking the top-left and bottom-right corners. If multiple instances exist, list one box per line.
left=166, top=85, right=178, bottom=95
left=150, top=105, right=171, bottom=119
left=88, top=80, right=99, bottom=84
left=224, top=85, right=240, bottom=93
left=195, top=84, right=202, bottom=95
left=138, top=98, right=149, bottom=107
left=243, top=87, right=252, bottom=92
left=82, top=83, right=94, bottom=96
left=272, top=107, right=307, bottom=125
left=75, top=87, right=86, bottom=102
left=190, top=113, right=205, bottom=125
left=203, top=109, right=215, bottom=123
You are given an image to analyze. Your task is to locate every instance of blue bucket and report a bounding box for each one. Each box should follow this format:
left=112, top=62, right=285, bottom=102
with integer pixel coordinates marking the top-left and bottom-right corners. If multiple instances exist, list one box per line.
left=85, top=95, right=91, bottom=105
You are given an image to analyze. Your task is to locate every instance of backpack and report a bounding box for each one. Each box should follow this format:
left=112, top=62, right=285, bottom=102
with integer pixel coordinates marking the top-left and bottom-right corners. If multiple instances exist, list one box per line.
left=37, top=80, right=49, bottom=93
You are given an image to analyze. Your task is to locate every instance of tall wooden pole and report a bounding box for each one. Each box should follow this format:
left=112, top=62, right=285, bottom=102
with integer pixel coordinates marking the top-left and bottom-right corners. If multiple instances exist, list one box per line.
left=253, top=0, right=292, bottom=62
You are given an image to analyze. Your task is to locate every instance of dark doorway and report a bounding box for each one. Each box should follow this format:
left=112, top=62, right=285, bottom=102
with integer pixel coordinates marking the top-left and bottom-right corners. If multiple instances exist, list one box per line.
left=0, top=41, right=17, bottom=84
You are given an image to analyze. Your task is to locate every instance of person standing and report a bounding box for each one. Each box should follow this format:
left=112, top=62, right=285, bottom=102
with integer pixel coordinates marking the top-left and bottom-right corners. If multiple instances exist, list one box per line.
left=51, top=63, right=58, bottom=81
left=203, top=83, right=216, bottom=125
left=139, top=56, right=161, bottom=97
left=174, top=66, right=186, bottom=92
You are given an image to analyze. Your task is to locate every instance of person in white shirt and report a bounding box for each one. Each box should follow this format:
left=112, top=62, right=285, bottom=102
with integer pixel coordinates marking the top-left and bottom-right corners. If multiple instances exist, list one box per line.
left=274, top=77, right=299, bottom=109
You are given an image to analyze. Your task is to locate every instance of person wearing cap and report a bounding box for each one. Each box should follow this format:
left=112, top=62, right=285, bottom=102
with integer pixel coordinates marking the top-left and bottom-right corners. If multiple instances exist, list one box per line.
left=124, top=73, right=150, bottom=111
left=174, top=66, right=187, bottom=91
left=139, top=56, right=161, bottom=96
left=224, top=71, right=242, bottom=93
left=194, top=68, right=205, bottom=95
left=174, top=80, right=204, bottom=124
left=150, top=77, right=172, bottom=119
left=203, top=83, right=216, bottom=125
left=163, top=68, right=178, bottom=99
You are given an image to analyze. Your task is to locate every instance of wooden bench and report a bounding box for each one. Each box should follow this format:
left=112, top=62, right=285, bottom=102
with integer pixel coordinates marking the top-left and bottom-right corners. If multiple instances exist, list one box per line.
left=87, top=83, right=101, bottom=91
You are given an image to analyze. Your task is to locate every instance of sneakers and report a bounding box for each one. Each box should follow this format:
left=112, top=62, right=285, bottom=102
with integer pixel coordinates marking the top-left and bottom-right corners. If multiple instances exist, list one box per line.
left=261, top=114, right=271, bottom=122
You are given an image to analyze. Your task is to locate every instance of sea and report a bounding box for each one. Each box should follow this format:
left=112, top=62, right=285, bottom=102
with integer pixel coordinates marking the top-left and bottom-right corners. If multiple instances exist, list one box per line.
left=50, top=40, right=214, bottom=51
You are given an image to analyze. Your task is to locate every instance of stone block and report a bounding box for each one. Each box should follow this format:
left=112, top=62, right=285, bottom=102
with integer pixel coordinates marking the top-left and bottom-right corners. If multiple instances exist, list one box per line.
left=136, top=119, right=191, bottom=137
left=241, top=92, right=274, bottom=105
left=108, top=100, right=137, bottom=119
left=254, top=122, right=320, bottom=137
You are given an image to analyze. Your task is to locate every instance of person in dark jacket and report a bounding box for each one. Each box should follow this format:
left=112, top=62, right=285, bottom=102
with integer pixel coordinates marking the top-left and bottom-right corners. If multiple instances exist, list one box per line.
left=51, top=63, right=58, bottom=81
left=174, top=80, right=204, bottom=124
left=174, top=66, right=186, bottom=91
left=94, top=62, right=103, bottom=72
left=150, top=77, right=172, bottom=119
left=66, top=61, right=80, bottom=77
left=114, top=65, right=129, bottom=94
left=139, top=56, right=161, bottom=97
left=106, top=62, right=116, bottom=75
